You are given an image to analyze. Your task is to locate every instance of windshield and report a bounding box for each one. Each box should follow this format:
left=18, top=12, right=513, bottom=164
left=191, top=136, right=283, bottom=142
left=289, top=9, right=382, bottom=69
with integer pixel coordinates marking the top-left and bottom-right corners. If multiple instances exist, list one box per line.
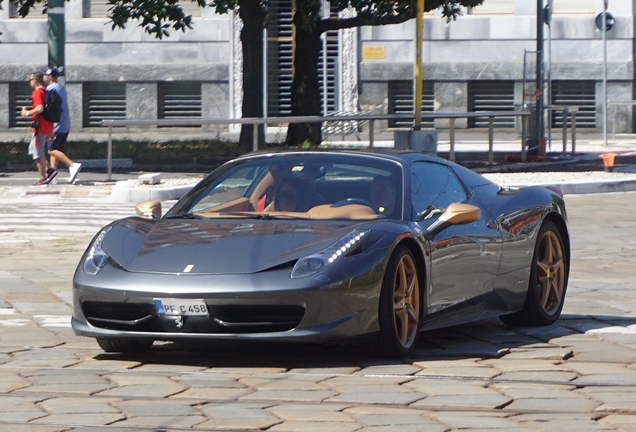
left=167, top=153, right=403, bottom=221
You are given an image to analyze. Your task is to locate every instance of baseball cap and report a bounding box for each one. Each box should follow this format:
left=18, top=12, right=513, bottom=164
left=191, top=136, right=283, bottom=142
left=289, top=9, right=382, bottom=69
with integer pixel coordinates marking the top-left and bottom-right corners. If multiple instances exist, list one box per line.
left=44, top=67, right=60, bottom=77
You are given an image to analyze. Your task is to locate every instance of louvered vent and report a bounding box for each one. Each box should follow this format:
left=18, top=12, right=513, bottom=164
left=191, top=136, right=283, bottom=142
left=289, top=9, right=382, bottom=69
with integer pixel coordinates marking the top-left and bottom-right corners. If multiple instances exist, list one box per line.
left=83, top=82, right=126, bottom=127
left=158, top=82, right=202, bottom=126
left=388, top=81, right=434, bottom=128
left=551, top=80, right=596, bottom=128
left=9, top=2, right=46, bottom=18
left=9, top=82, right=32, bottom=128
left=85, top=0, right=202, bottom=18
left=468, top=81, right=515, bottom=128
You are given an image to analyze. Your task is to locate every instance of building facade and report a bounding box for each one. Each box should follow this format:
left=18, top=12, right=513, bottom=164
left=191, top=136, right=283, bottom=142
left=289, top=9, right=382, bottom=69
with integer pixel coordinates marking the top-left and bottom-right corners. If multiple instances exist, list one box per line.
left=0, top=0, right=634, bottom=134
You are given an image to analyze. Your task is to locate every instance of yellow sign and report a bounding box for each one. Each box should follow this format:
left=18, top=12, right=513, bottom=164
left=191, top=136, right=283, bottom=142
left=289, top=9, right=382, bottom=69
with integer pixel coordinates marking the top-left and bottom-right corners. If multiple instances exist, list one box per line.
left=362, top=46, right=386, bottom=59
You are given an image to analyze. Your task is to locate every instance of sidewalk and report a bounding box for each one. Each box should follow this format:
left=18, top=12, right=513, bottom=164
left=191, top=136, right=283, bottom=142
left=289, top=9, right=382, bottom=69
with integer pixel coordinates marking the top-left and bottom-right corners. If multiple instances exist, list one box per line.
left=2, top=130, right=636, bottom=201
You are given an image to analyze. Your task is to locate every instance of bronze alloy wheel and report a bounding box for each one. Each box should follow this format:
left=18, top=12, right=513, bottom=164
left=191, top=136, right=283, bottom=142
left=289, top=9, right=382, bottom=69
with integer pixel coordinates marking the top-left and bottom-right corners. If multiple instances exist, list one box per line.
left=500, top=220, right=569, bottom=327
left=536, top=229, right=566, bottom=315
left=378, top=245, right=421, bottom=357
left=393, top=252, right=420, bottom=348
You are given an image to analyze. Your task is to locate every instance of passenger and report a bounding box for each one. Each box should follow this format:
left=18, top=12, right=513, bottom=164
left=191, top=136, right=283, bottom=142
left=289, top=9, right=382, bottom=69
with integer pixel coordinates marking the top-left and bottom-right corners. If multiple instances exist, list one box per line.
left=370, top=175, right=396, bottom=216
left=273, top=177, right=303, bottom=212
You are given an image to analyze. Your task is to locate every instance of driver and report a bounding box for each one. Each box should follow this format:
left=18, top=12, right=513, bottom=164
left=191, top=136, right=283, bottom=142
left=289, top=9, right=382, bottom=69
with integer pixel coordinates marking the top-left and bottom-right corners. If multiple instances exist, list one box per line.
left=370, top=175, right=396, bottom=216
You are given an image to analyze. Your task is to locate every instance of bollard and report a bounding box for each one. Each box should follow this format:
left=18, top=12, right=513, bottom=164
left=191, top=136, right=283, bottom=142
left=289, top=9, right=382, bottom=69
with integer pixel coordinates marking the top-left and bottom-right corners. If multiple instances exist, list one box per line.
left=449, top=118, right=456, bottom=162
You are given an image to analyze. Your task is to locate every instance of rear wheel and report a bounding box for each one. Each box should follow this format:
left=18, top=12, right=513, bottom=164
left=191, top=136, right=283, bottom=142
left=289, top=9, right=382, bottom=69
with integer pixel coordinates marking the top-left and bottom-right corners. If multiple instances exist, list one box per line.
left=96, top=338, right=154, bottom=353
left=377, top=246, right=421, bottom=358
left=501, top=220, right=568, bottom=327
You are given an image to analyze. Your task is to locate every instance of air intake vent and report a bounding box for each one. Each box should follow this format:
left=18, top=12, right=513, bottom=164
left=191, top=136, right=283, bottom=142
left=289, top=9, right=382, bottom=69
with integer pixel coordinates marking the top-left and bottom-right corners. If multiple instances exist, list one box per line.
left=468, top=81, right=515, bottom=128
left=158, top=82, right=202, bottom=125
left=388, top=80, right=435, bottom=128
left=83, top=82, right=126, bottom=127
left=551, top=80, right=596, bottom=128
left=9, top=82, right=32, bottom=128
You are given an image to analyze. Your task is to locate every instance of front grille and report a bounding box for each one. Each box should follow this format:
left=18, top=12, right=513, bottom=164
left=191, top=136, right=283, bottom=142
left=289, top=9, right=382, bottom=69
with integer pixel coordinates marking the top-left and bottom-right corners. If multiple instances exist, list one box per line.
left=82, top=301, right=305, bottom=334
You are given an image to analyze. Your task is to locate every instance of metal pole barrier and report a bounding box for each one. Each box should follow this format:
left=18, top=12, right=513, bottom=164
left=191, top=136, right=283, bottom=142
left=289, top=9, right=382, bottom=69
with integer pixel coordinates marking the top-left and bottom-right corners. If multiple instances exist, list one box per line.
left=252, top=123, right=258, bottom=152
left=612, top=103, right=616, bottom=142
left=562, top=109, right=567, bottom=155
left=369, top=119, right=375, bottom=148
left=571, top=111, right=577, bottom=154
left=488, top=116, right=494, bottom=165
left=521, top=114, right=527, bottom=162
left=449, top=118, right=456, bottom=162
left=107, top=124, right=113, bottom=181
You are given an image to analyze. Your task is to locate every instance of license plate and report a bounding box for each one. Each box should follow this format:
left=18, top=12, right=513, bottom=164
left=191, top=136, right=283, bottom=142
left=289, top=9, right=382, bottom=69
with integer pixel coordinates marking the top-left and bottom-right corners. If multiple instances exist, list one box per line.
left=154, top=298, right=208, bottom=316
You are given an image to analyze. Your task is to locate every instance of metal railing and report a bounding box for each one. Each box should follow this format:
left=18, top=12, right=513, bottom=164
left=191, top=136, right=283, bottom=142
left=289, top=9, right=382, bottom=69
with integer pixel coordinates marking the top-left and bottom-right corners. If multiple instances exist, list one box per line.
left=609, top=100, right=636, bottom=141
left=546, top=105, right=579, bottom=155
left=102, top=111, right=532, bottom=180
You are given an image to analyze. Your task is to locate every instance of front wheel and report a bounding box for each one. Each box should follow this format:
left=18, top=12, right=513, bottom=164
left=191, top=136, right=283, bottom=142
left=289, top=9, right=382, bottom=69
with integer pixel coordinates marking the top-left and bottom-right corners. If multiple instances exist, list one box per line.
left=376, top=246, right=421, bottom=358
left=96, top=338, right=154, bottom=353
left=501, top=220, right=568, bottom=327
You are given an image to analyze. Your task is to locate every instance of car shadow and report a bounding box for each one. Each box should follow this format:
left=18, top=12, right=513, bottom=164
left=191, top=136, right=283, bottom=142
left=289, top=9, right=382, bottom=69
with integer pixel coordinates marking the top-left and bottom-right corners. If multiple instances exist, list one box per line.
left=93, top=314, right=636, bottom=368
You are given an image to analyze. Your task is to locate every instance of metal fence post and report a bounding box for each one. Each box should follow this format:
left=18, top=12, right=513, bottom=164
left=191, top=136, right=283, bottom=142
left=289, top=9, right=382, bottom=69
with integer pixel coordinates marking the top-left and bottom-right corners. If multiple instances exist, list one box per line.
left=107, top=124, right=113, bottom=181
left=253, top=123, right=258, bottom=152
left=368, top=119, right=375, bottom=148
left=488, top=116, right=494, bottom=165
left=562, top=109, right=568, bottom=155
left=449, top=118, right=456, bottom=162
left=521, top=114, right=527, bottom=162
left=571, top=111, right=577, bottom=154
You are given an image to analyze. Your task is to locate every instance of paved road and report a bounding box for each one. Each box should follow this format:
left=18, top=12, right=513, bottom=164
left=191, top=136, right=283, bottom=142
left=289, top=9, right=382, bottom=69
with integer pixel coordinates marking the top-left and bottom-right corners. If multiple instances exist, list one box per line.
left=0, top=191, right=635, bottom=431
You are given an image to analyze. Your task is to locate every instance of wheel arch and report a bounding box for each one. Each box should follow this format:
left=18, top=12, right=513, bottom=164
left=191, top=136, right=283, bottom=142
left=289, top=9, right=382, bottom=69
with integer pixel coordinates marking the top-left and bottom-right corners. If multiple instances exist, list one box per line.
left=395, top=237, right=428, bottom=311
left=543, top=212, right=571, bottom=272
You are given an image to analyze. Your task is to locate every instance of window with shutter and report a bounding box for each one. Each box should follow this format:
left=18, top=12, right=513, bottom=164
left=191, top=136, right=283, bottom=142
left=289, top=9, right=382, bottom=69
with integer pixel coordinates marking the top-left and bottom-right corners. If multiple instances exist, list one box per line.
left=9, top=2, right=46, bottom=18
left=84, top=0, right=202, bottom=18
left=553, top=0, right=595, bottom=14
left=468, top=0, right=514, bottom=14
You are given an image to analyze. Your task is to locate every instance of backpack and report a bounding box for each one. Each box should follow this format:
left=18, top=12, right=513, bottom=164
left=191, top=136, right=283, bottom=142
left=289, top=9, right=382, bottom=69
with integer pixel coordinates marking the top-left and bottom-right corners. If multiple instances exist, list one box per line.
left=42, top=89, right=62, bottom=123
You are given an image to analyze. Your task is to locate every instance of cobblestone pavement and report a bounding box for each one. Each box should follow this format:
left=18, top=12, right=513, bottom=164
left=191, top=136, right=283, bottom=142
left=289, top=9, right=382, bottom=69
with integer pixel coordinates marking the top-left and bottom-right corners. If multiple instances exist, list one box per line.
left=0, top=190, right=635, bottom=431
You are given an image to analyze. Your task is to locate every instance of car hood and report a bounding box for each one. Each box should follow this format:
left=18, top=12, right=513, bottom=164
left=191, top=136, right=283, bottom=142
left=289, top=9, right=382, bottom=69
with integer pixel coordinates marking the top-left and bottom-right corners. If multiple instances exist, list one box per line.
left=101, top=217, right=372, bottom=275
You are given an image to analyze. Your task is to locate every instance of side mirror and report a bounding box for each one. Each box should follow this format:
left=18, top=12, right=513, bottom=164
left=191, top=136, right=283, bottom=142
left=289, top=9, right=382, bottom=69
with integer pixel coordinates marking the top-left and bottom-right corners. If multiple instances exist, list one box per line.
left=424, top=203, right=481, bottom=240
left=136, top=200, right=162, bottom=219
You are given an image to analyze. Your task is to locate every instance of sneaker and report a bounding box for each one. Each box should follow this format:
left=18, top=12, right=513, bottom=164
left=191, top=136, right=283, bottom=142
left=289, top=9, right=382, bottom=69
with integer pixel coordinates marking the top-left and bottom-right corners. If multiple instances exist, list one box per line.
left=50, top=177, right=59, bottom=185
left=46, top=168, right=58, bottom=183
left=35, top=178, right=49, bottom=186
left=69, top=162, right=82, bottom=183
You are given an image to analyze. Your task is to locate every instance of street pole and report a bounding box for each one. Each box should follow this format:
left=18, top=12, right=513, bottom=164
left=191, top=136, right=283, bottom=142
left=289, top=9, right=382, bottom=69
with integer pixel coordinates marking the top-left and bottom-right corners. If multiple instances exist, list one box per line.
left=48, top=0, right=65, bottom=75
left=603, top=1, right=608, bottom=146
left=414, top=0, right=424, bottom=131
left=536, top=0, right=545, bottom=155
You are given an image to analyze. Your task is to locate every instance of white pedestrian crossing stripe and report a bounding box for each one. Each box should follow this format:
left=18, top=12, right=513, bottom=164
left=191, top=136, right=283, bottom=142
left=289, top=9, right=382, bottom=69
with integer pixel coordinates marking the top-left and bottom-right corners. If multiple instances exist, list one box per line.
left=34, top=315, right=72, bottom=328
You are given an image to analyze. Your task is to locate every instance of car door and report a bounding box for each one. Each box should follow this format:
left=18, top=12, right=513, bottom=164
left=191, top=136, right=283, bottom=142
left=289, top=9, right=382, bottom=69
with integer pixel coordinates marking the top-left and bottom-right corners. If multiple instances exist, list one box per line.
left=411, top=161, right=503, bottom=314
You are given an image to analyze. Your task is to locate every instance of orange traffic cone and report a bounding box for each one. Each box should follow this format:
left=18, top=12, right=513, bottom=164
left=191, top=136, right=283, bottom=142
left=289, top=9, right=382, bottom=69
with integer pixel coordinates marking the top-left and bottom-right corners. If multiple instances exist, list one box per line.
left=599, top=153, right=616, bottom=172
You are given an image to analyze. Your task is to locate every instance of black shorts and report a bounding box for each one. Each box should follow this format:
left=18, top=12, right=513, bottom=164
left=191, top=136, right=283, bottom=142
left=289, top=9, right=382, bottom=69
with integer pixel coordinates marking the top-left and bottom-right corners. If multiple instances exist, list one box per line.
left=48, top=133, right=69, bottom=152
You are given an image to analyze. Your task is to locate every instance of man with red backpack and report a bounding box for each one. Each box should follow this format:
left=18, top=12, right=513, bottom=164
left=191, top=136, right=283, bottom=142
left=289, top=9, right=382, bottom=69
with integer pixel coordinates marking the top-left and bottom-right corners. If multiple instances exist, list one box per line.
left=21, top=71, right=58, bottom=186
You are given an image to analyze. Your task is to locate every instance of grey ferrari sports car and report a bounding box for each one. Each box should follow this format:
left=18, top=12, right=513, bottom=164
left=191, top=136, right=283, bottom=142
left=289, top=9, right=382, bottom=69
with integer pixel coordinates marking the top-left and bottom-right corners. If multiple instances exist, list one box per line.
left=72, top=149, right=569, bottom=357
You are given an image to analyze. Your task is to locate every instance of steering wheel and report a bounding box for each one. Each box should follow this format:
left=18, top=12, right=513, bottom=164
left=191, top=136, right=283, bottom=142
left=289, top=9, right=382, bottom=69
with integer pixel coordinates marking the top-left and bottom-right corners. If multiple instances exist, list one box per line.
left=332, top=198, right=374, bottom=208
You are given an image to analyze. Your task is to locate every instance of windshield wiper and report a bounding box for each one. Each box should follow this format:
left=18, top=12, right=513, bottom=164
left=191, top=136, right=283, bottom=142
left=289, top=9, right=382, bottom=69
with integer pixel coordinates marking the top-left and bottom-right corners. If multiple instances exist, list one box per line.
left=164, top=212, right=204, bottom=219
left=219, top=212, right=310, bottom=220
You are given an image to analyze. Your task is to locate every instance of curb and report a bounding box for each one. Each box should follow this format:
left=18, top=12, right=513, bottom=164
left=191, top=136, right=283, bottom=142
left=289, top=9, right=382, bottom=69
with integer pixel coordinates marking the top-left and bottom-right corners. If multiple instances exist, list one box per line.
left=111, top=182, right=197, bottom=202
left=497, top=178, right=636, bottom=195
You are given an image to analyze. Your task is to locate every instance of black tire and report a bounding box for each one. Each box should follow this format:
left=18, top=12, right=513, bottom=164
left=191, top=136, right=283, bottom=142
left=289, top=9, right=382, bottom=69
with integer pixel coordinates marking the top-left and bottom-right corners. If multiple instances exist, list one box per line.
left=96, top=338, right=154, bottom=353
left=376, top=246, right=422, bottom=358
left=501, top=220, right=568, bottom=327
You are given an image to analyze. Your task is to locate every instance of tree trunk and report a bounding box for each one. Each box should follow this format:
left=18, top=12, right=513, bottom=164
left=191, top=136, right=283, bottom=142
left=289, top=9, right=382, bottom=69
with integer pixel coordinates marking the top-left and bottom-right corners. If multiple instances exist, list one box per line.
left=238, top=0, right=266, bottom=153
left=285, top=18, right=323, bottom=146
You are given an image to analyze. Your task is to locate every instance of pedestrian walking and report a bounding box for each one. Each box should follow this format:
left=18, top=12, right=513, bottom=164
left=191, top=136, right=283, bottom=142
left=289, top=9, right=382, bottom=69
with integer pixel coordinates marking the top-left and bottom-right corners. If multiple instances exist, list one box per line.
left=21, top=71, right=58, bottom=186
left=43, top=67, right=82, bottom=184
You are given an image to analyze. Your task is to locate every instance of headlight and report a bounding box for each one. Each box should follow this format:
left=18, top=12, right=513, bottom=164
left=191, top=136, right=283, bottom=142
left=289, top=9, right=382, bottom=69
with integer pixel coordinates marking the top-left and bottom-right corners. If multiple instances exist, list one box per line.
left=83, top=226, right=113, bottom=275
left=291, top=229, right=369, bottom=279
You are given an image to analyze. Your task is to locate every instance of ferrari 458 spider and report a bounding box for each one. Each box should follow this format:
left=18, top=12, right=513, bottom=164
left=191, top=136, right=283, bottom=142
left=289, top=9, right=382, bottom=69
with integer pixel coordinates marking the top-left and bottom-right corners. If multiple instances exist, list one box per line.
left=72, top=149, right=569, bottom=357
